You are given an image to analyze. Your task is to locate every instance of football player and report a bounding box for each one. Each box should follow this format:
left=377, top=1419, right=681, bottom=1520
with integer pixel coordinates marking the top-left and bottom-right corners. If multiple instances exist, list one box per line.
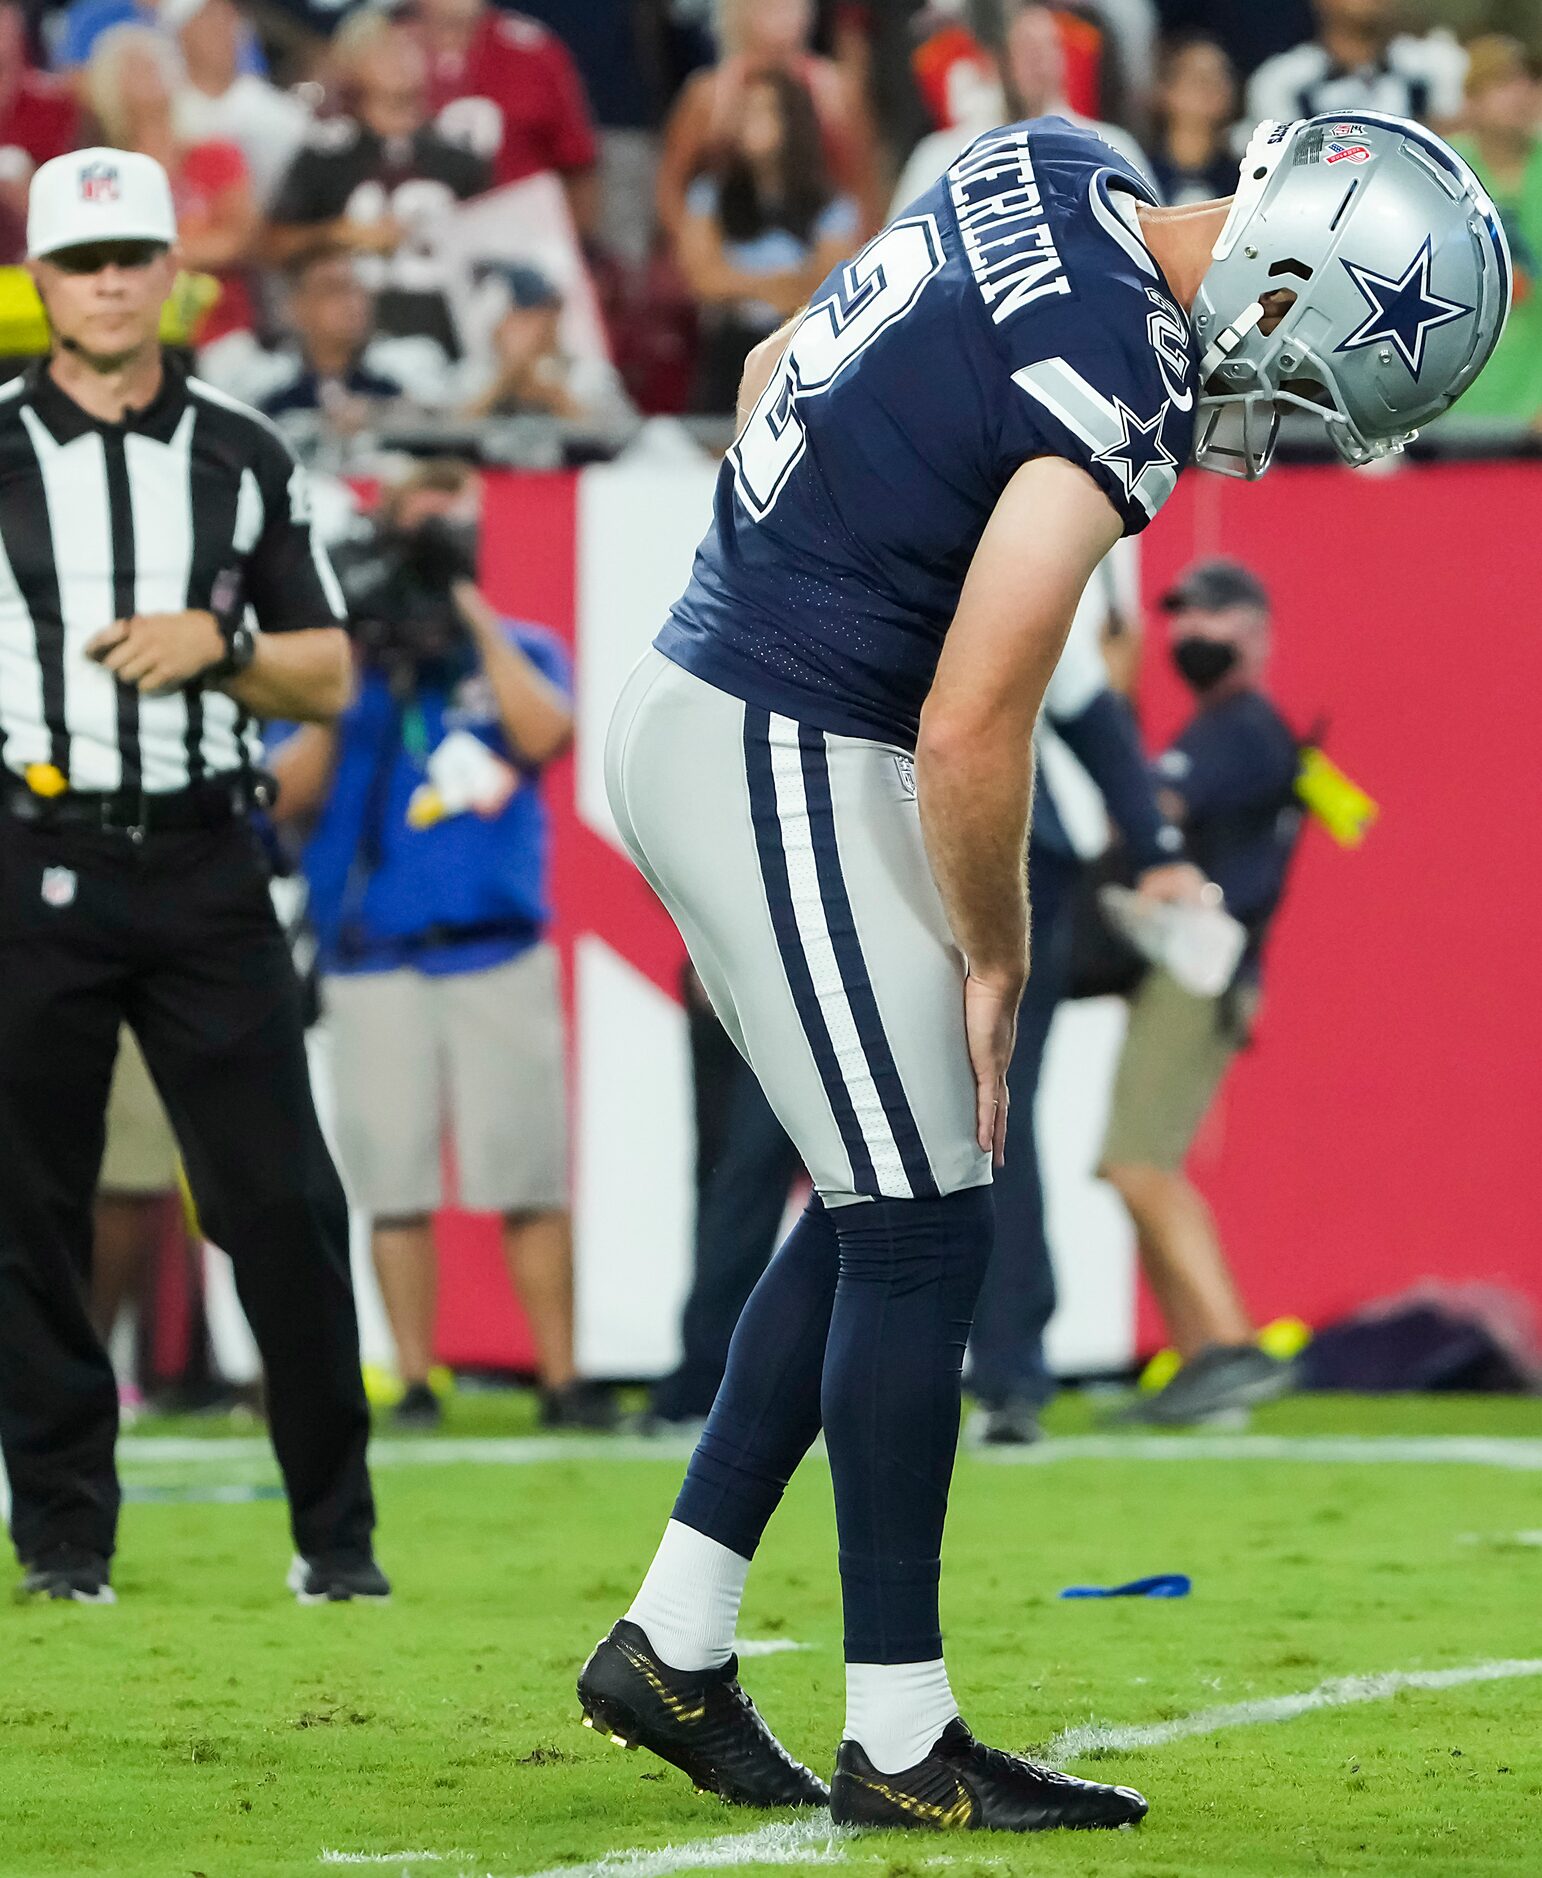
left=579, top=112, right=1508, bottom=1831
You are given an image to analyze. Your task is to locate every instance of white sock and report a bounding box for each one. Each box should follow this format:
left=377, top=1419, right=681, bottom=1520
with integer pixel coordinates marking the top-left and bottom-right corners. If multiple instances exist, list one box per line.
left=843, top=1660, right=959, bottom=1774
left=625, top=1520, right=750, bottom=1672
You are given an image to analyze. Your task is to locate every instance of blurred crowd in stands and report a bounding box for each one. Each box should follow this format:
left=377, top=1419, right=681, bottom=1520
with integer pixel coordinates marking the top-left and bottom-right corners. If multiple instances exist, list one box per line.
left=0, top=0, right=1539, bottom=442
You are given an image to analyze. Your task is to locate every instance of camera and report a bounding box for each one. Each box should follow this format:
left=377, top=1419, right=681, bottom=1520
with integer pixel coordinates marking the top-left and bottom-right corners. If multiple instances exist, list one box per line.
left=332, top=514, right=481, bottom=694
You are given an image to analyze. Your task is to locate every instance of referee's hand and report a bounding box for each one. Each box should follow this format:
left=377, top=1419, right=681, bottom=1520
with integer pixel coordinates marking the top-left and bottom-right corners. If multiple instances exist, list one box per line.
left=86, top=612, right=225, bottom=694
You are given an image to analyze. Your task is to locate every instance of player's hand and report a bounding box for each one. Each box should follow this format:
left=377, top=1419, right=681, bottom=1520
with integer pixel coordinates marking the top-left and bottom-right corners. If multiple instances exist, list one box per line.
left=964, top=969, right=1021, bottom=1167
left=85, top=611, right=226, bottom=693
left=1136, top=861, right=1218, bottom=907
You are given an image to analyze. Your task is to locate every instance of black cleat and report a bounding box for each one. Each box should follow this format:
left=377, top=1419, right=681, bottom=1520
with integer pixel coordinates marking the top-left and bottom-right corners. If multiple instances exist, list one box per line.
left=287, top=1553, right=392, bottom=1603
left=577, top=1619, right=829, bottom=1808
left=1116, top=1344, right=1296, bottom=1428
left=976, top=1399, right=1044, bottom=1447
left=831, top=1718, right=1147, bottom=1832
left=541, top=1380, right=620, bottom=1431
left=18, top=1546, right=115, bottom=1605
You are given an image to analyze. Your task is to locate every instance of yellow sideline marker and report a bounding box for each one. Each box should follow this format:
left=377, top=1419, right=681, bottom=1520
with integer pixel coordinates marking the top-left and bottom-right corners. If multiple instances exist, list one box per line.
left=1296, top=747, right=1379, bottom=847
left=0, top=265, right=220, bottom=353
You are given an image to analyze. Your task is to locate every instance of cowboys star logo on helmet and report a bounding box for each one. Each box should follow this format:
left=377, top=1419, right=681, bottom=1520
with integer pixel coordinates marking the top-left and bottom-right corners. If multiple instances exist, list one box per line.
left=1336, top=238, right=1473, bottom=379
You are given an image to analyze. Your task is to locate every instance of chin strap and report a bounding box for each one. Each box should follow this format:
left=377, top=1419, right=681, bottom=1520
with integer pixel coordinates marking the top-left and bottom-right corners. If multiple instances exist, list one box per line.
left=1198, top=299, right=1265, bottom=387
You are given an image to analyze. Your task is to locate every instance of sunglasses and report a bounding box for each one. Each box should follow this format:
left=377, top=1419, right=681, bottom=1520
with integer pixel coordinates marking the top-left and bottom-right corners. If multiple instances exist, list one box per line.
left=48, top=241, right=167, bottom=276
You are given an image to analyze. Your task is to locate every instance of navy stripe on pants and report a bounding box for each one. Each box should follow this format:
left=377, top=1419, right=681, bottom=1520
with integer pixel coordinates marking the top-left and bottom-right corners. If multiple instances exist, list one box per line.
left=744, top=707, right=877, bottom=1193
left=797, top=724, right=938, bottom=1200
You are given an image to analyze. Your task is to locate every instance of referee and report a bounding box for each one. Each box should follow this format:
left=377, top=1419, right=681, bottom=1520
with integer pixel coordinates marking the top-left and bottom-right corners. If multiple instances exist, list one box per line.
left=0, top=148, right=384, bottom=1604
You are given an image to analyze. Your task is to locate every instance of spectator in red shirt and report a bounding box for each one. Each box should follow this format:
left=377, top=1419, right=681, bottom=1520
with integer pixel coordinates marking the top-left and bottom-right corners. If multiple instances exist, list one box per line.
left=85, top=23, right=258, bottom=342
left=0, top=1, right=80, bottom=256
left=413, top=0, right=599, bottom=239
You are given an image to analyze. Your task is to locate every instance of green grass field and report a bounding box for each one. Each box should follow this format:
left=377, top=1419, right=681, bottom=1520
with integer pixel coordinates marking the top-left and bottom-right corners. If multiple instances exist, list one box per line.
left=4, top=1393, right=1540, bottom=1878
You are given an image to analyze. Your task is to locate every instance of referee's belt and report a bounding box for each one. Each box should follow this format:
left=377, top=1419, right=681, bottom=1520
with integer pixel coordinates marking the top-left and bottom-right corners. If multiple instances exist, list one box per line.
left=2, top=771, right=276, bottom=837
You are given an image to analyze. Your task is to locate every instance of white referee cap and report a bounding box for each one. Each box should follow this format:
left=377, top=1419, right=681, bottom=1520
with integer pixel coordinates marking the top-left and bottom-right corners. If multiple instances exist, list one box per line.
left=27, top=147, right=177, bottom=260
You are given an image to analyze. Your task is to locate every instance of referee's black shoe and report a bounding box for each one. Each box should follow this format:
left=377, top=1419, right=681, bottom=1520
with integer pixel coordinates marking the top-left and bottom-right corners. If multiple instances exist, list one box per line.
left=830, top=1719, right=1146, bottom=1832
left=577, top=1619, right=829, bottom=1808
left=18, top=1545, right=115, bottom=1605
left=287, top=1553, right=392, bottom=1604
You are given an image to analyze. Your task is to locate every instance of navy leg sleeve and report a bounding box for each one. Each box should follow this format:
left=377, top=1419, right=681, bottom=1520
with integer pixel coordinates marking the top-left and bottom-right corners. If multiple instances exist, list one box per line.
left=671, top=1196, right=837, bottom=1558
left=824, top=1186, right=995, bottom=1664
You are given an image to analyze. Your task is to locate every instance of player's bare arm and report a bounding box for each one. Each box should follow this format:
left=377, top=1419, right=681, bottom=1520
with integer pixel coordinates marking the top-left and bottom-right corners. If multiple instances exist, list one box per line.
left=916, top=457, right=1122, bottom=1161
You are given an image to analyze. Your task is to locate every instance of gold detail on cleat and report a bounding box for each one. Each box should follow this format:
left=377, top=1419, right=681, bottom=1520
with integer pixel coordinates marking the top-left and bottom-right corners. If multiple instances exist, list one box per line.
left=615, top=1639, right=708, bottom=1725
left=581, top=1715, right=595, bottom=1730
left=853, top=1774, right=976, bottom=1829
left=609, top=1733, right=630, bottom=1747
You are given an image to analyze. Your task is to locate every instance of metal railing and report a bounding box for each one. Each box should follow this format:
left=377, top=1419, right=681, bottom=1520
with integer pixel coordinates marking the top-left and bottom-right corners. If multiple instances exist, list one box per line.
left=273, top=404, right=1542, bottom=476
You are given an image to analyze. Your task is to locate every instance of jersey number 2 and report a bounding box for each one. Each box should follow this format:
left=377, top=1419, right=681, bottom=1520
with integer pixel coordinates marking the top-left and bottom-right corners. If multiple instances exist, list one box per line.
left=731, top=217, right=945, bottom=522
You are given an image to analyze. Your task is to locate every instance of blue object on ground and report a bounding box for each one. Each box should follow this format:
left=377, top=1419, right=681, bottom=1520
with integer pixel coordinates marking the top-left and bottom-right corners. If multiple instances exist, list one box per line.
left=1059, top=1573, right=1192, bottom=1599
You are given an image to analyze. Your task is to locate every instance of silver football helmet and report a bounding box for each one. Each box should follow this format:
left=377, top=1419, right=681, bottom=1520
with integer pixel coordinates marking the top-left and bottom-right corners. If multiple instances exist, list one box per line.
left=1192, top=113, right=1512, bottom=478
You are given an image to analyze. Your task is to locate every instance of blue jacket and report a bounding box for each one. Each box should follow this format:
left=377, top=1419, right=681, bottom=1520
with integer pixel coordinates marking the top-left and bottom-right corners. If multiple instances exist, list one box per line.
left=294, top=622, right=570, bottom=977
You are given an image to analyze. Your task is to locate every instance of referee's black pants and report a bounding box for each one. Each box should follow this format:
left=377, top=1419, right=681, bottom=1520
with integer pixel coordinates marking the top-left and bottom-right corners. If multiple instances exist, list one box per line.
left=0, top=810, right=375, bottom=1567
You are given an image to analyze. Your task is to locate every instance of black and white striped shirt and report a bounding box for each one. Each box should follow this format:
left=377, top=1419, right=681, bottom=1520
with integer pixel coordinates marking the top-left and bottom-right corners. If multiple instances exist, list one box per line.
left=1245, top=34, right=1467, bottom=132
left=0, top=356, right=346, bottom=794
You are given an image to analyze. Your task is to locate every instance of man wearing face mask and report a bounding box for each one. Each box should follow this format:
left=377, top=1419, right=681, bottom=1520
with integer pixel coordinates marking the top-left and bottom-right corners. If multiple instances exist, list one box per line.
left=1098, top=558, right=1302, bottom=1427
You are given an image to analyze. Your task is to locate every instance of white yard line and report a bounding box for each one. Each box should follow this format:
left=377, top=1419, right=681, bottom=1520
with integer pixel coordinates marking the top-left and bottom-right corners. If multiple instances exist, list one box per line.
left=978, top=1433, right=1542, bottom=1472
left=1047, top=1657, right=1542, bottom=1760
left=514, top=1821, right=850, bottom=1878
left=321, top=1855, right=474, bottom=1867
left=125, top=1432, right=1542, bottom=1471
left=320, top=1823, right=848, bottom=1877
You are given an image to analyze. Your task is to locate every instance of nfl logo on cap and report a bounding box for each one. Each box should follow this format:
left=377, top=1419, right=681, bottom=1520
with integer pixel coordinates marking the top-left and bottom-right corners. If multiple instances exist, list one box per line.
left=78, top=160, right=120, bottom=203
left=26, top=146, right=177, bottom=259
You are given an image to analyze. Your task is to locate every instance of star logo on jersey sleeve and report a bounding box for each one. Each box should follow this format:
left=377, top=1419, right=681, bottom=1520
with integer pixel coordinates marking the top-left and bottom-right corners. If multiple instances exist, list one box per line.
left=1092, top=398, right=1176, bottom=501
left=1335, top=238, right=1472, bottom=380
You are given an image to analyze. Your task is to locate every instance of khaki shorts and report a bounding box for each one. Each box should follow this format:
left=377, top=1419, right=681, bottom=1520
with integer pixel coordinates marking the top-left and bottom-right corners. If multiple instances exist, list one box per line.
left=99, top=1028, right=179, bottom=1196
left=1098, top=967, right=1258, bottom=1174
left=324, top=945, right=568, bottom=1217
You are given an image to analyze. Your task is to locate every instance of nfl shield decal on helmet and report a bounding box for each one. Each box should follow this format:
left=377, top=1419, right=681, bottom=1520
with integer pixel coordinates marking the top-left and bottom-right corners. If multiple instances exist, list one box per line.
left=41, top=865, right=76, bottom=907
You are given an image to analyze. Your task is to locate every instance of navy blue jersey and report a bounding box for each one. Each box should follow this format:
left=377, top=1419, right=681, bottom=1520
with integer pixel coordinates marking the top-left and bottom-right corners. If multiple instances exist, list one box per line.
left=1155, top=688, right=1301, bottom=976
left=657, top=117, right=1199, bottom=748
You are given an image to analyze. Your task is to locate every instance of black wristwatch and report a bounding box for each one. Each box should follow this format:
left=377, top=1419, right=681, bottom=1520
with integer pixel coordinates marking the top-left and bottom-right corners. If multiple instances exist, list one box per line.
left=208, top=617, right=256, bottom=682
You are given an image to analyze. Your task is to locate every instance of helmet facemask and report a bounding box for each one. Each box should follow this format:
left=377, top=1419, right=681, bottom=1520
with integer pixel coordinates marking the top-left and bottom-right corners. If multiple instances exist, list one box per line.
left=1194, top=292, right=1412, bottom=478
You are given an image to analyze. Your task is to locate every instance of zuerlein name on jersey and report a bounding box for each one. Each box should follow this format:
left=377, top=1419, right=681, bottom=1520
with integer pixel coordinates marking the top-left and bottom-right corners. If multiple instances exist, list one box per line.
left=948, top=127, right=1070, bottom=325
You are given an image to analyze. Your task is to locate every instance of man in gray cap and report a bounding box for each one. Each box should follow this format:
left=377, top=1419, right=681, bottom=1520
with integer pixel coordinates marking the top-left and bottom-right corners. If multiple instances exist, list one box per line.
left=1099, top=558, right=1302, bottom=1425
